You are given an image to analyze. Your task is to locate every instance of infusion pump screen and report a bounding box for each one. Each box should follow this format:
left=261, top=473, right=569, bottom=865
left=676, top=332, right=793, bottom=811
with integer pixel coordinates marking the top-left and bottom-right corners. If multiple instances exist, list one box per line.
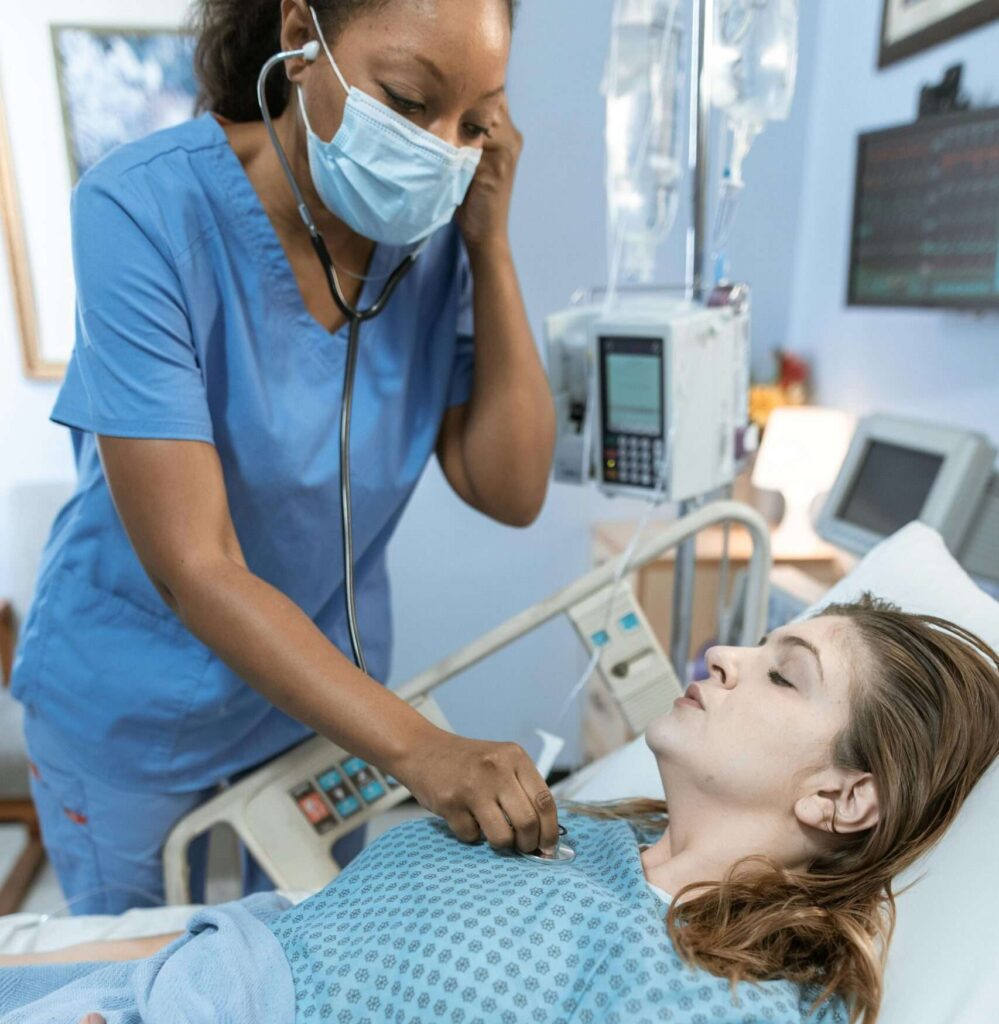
left=837, top=441, right=944, bottom=537
left=601, top=339, right=663, bottom=437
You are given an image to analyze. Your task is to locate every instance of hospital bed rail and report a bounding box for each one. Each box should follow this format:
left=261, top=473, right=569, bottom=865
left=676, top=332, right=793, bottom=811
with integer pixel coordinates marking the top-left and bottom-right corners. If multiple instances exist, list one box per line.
left=163, top=500, right=771, bottom=904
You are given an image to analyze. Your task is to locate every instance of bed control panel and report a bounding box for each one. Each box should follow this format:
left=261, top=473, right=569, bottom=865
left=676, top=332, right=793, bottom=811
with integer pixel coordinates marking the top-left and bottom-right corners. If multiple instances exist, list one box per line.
left=290, top=757, right=401, bottom=836
left=163, top=695, right=451, bottom=903
left=568, top=582, right=683, bottom=740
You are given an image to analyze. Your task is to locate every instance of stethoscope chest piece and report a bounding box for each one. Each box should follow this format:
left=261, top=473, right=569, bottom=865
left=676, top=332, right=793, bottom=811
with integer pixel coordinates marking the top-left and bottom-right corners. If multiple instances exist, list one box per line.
left=516, top=825, right=576, bottom=864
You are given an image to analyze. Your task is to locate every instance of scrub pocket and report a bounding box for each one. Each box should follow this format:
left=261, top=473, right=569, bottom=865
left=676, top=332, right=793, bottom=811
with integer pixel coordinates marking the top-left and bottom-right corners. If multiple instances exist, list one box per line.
left=24, top=740, right=103, bottom=914
left=23, top=710, right=211, bottom=915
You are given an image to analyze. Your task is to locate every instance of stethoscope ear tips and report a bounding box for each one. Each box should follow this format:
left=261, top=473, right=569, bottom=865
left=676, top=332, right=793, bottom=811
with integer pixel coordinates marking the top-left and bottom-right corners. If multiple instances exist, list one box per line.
left=302, top=40, right=321, bottom=63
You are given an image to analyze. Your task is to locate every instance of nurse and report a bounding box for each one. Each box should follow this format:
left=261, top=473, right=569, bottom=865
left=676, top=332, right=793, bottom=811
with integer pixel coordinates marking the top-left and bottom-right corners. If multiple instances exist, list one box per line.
left=12, top=0, right=558, bottom=914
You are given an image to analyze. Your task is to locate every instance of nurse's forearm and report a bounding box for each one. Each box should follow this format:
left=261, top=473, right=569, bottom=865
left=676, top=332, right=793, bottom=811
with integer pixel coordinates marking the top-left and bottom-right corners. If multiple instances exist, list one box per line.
left=169, top=559, right=436, bottom=769
left=462, top=240, right=555, bottom=525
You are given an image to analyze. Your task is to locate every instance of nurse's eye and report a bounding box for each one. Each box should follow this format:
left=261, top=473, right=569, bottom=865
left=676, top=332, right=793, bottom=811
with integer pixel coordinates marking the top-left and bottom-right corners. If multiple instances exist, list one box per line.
left=382, top=86, right=425, bottom=115
left=462, top=121, right=492, bottom=141
left=768, top=669, right=795, bottom=689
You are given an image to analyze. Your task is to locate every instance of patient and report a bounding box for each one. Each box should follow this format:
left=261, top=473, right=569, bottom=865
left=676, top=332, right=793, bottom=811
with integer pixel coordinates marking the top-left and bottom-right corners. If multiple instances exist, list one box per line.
left=2, top=595, right=997, bottom=1024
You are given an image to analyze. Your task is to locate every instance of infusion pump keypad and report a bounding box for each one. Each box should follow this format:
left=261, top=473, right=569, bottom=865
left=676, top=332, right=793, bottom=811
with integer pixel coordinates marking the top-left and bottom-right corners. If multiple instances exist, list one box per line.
left=290, top=757, right=401, bottom=835
left=605, top=435, right=664, bottom=489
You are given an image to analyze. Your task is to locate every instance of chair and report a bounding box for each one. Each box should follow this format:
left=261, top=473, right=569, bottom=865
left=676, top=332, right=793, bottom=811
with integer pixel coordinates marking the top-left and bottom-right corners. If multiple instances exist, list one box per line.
left=0, top=599, right=45, bottom=915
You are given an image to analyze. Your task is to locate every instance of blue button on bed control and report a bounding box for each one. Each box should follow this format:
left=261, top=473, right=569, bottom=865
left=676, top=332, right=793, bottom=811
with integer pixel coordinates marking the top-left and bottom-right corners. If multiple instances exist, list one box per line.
left=619, top=612, right=640, bottom=632
left=591, top=630, right=610, bottom=647
left=336, top=795, right=361, bottom=817
left=360, top=780, right=386, bottom=802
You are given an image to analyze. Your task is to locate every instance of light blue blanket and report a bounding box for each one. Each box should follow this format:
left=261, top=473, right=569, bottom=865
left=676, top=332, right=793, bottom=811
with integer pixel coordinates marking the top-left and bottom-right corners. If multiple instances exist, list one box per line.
left=0, top=892, right=294, bottom=1024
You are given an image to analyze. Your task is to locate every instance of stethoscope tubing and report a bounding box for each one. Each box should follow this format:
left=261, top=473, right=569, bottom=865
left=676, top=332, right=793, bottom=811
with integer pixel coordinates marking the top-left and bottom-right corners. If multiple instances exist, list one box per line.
left=258, top=48, right=417, bottom=673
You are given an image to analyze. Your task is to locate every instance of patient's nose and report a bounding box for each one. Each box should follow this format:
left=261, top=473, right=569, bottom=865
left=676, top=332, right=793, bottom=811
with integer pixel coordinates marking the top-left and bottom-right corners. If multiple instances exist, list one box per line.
left=705, top=646, right=739, bottom=688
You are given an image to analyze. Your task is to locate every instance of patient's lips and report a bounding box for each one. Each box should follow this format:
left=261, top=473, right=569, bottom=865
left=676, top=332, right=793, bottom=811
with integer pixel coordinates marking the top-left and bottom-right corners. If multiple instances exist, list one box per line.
left=674, top=683, right=705, bottom=710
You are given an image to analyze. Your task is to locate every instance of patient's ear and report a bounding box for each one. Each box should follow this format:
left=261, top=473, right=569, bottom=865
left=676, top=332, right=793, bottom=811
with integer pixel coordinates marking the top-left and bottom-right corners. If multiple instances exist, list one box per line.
left=794, top=772, right=879, bottom=836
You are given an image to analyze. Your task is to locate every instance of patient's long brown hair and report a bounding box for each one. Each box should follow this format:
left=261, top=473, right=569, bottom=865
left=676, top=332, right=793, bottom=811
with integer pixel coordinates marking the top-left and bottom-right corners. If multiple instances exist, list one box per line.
left=571, top=594, right=999, bottom=1024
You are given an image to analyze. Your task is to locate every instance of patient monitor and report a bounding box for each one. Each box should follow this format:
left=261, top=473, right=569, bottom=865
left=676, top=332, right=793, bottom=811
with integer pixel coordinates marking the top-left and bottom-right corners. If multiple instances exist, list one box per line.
left=817, top=413, right=999, bottom=582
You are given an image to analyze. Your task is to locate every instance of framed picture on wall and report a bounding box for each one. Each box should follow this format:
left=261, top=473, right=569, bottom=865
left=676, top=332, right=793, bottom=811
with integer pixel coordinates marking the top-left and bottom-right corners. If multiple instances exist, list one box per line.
left=0, top=3, right=196, bottom=381
left=880, top=0, right=999, bottom=68
left=52, top=27, right=197, bottom=185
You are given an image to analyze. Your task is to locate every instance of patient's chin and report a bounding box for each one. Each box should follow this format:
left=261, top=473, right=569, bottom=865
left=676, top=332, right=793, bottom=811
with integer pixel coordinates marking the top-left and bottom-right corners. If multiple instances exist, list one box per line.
left=645, top=714, right=678, bottom=757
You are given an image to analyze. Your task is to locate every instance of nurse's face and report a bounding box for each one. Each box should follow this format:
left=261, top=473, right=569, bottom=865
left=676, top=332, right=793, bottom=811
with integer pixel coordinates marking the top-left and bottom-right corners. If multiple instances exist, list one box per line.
left=283, top=0, right=511, bottom=149
left=645, top=616, right=859, bottom=817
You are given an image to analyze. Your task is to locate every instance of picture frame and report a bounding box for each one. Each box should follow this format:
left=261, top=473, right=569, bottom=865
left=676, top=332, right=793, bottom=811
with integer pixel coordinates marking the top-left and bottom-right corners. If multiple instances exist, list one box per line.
left=0, top=82, right=50, bottom=379
left=879, top=0, right=999, bottom=69
left=0, top=3, right=196, bottom=381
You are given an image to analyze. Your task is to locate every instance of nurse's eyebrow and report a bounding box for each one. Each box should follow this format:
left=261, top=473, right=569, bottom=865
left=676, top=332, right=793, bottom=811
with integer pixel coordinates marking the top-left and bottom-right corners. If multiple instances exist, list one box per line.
left=386, top=48, right=506, bottom=98
left=779, top=635, right=825, bottom=684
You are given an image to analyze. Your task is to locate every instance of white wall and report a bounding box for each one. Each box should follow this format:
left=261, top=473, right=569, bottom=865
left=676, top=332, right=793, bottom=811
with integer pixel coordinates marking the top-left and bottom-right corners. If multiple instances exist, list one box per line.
left=0, top=254, right=75, bottom=616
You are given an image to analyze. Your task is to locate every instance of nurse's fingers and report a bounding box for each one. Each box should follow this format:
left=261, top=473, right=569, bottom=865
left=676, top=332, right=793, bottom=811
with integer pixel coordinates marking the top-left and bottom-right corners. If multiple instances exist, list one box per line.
left=446, top=810, right=482, bottom=845
left=498, top=782, right=542, bottom=854
left=80, top=1016, right=106, bottom=1024
left=473, top=802, right=517, bottom=851
left=515, top=763, right=559, bottom=855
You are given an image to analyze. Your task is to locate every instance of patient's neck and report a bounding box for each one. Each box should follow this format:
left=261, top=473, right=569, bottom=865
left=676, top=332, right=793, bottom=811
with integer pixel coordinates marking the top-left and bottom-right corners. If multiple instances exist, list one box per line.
left=640, top=783, right=809, bottom=902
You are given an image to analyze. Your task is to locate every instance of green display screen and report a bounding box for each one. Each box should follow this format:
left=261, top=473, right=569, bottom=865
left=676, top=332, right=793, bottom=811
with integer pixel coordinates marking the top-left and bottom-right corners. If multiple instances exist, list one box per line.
left=606, top=353, right=661, bottom=435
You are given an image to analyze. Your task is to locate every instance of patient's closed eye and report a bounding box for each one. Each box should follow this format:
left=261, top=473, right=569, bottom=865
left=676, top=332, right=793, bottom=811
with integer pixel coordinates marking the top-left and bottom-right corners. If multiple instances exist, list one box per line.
left=769, top=669, right=795, bottom=688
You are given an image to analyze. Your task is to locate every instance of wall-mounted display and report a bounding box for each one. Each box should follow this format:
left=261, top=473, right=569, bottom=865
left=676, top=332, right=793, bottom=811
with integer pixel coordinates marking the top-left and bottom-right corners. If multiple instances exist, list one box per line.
left=880, top=0, right=999, bottom=68
left=0, top=3, right=196, bottom=381
left=847, top=106, right=999, bottom=310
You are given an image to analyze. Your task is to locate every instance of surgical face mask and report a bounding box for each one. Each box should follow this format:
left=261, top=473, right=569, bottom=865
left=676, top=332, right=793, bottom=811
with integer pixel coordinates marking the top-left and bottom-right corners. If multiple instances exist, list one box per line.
left=297, top=7, right=482, bottom=247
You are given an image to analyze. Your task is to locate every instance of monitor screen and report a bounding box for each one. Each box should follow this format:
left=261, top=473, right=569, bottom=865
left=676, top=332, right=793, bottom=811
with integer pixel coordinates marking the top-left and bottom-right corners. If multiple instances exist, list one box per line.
left=601, top=338, right=663, bottom=437
left=837, top=441, right=944, bottom=537
left=848, top=106, right=999, bottom=310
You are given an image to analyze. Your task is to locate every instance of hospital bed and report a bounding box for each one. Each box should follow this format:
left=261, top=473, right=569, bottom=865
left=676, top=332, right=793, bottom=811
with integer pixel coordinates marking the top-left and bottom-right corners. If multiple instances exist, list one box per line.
left=1, top=507, right=997, bottom=1024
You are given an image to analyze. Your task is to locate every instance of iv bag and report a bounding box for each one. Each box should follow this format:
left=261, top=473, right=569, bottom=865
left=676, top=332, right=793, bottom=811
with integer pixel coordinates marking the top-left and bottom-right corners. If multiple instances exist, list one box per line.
left=605, top=0, right=684, bottom=286
left=711, top=0, right=799, bottom=188
left=710, top=0, right=798, bottom=276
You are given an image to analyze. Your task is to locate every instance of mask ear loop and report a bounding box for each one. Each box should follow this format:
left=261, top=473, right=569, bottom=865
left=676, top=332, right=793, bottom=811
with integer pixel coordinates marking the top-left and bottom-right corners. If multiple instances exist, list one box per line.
left=308, top=4, right=351, bottom=95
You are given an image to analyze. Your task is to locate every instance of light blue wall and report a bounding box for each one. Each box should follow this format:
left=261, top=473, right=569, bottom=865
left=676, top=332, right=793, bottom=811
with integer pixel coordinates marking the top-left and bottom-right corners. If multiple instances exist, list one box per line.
left=383, top=0, right=818, bottom=760
left=785, top=0, right=999, bottom=443
left=386, top=0, right=999, bottom=764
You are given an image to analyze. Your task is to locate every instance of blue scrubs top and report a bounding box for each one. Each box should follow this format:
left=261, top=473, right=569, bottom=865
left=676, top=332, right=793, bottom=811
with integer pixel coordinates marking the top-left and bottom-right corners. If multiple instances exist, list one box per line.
left=12, top=113, right=475, bottom=792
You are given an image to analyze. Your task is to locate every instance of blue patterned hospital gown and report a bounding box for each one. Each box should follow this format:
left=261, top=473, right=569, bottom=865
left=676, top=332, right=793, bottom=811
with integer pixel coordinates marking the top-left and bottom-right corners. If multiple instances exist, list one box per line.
left=270, top=813, right=848, bottom=1023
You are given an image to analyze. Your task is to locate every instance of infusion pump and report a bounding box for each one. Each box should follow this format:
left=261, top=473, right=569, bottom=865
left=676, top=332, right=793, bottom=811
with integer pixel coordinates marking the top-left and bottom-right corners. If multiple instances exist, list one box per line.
left=545, top=290, right=755, bottom=502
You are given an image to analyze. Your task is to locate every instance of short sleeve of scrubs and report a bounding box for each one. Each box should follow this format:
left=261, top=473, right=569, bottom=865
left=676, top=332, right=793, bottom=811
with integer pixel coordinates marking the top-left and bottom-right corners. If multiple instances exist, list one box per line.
left=445, top=240, right=475, bottom=408
left=52, top=175, right=214, bottom=442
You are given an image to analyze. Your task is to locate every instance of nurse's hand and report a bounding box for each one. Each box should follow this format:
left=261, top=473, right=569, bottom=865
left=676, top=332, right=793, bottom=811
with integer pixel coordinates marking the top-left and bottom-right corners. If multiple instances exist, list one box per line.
left=456, top=96, right=522, bottom=254
left=395, top=730, right=559, bottom=855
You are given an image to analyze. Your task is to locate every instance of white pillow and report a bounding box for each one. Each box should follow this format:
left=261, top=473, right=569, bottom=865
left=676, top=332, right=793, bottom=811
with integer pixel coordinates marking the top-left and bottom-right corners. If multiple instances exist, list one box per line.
left=558, top=521, right=999, bottom=1024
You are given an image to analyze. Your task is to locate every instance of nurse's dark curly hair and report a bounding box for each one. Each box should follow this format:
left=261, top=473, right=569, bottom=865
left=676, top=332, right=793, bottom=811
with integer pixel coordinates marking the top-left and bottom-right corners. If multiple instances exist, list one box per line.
left=191, top=0, right=518, bottom=123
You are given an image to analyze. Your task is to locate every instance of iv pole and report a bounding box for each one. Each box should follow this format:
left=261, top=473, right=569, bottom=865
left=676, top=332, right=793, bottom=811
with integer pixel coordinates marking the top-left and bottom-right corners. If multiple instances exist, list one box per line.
left=670, top=0, right=714, bottom=679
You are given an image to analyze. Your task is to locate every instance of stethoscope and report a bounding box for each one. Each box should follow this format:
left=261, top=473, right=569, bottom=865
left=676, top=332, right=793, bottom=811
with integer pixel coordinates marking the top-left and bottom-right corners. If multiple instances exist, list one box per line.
left=257, top=42, right=419, bottom=674
left=516, top=825, right=576, bottom=864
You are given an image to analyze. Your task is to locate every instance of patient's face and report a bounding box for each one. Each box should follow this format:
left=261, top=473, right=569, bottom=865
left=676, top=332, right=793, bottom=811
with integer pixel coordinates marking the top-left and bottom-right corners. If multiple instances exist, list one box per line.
left=646, top=616, right=860, bottom=817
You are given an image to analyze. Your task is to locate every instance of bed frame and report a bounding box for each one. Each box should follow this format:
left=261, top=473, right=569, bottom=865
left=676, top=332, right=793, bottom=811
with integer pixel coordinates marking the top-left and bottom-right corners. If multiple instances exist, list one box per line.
left=163, top=501, right=772, bottom=905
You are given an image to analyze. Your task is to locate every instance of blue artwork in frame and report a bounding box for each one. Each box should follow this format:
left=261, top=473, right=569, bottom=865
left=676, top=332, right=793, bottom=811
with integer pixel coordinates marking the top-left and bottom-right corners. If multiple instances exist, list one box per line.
left=52, top=26, right=198, bottom=182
